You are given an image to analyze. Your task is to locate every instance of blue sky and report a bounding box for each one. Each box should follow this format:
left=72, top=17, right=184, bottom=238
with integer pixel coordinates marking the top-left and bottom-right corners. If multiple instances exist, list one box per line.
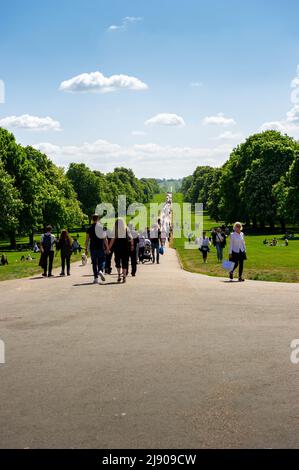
left=1, top=0, right=299, bottom=177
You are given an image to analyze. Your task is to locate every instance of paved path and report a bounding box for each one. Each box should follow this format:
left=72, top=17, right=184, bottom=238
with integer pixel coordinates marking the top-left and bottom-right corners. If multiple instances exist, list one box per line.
left=1, top=248, right=299, bottom=448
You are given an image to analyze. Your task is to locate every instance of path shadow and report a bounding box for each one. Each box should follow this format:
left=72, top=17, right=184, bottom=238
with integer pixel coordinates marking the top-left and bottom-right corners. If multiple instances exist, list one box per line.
left=29, top=275, right=65, bottom=280
left=73, top=281, right=121, bottom=287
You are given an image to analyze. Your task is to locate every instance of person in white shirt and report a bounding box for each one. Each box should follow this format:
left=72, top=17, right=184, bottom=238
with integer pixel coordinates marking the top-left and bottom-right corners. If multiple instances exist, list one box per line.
left=229, top=222, right=247, bottom=282
left=199, top=231, right=211, bottom=263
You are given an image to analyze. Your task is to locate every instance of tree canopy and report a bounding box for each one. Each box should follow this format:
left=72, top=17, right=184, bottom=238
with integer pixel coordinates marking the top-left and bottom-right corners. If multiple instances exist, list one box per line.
left=0, top=127, right=161, bottom=245
left=181, top=131, right=299, bottom=229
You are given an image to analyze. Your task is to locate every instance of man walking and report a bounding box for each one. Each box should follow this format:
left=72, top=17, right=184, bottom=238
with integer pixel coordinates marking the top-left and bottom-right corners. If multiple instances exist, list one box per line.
left=41, top=225, right=56, bottom=277
left=85, top=214, right=109, bottom=284
left=150, top=223, right=161, bottom=264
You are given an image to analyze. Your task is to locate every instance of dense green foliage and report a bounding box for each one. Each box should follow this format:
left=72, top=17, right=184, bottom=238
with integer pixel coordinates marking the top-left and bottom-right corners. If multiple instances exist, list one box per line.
left=0, top=128, right=160, bottom=246
left=181, top=131, right=299, bottom=229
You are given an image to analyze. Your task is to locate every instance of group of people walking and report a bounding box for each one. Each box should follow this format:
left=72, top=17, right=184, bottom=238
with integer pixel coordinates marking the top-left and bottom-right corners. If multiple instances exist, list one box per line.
left=39, top=215, right=168, bottom=283
left=39, top=192, right=246, bottom=283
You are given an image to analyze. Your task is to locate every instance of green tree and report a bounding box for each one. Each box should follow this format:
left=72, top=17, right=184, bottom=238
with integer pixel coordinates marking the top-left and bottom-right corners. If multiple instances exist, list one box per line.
left=273, top=153, right=299, bottom=225
left=66, top=163, right=104, bottom=219
left=186, top=166, right=215, bottom=207
left=207, top=168, right=222, bottom=221
left=218, top=131, right=298, bottom=227
left=0, top=161, right=23, bottom=241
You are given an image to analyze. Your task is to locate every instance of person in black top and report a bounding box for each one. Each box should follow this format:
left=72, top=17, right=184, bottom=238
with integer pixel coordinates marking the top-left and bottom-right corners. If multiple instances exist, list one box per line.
left=57, top=229, right=72, bottom=276
left=103, top=226, right=113, bottom=274
left=150, top=223, right=161, bottom=264
left=128, top=224, right=139, bottom=277
left=109, top=219, right=134, bottom=283
left=85, top=214, right=109, bottom=284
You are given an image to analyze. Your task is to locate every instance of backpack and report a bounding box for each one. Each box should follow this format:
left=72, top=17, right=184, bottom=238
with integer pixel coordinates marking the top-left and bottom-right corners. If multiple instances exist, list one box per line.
left=43, top=234, right=53, bottom=252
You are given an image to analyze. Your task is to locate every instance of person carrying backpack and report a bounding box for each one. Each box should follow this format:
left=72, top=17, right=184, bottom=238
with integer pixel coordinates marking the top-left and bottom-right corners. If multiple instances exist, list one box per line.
left=41, top=225, right=56, bottom=277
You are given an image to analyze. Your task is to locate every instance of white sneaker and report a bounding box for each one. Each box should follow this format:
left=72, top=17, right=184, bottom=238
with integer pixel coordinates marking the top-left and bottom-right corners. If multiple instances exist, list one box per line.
left=99, top=271, right=106, bottom=282
left=93, top=278, right=99, bottom=284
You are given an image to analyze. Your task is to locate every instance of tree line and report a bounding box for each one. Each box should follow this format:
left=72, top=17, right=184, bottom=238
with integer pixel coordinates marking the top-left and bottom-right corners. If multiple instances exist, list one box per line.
left=0, top=128, right=160, bottom=247
left=181, top=130, right=299, bottom=231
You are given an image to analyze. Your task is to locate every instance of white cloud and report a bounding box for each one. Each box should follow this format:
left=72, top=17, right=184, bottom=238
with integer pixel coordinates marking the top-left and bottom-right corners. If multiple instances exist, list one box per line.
left=33, top=139, right=232, bottom=177
left=145, top=113, right=186, bottom=127
left=108, top=16, right=143, bottom=32
left=0, top=114, right=61, bottom=131
left=216, top=131, right=243, bottom=141
left=261, top=65, right=299, bottom=137
left=59, top=71, right=148, bottom=93
left=203, top=113, right=236, bottom=126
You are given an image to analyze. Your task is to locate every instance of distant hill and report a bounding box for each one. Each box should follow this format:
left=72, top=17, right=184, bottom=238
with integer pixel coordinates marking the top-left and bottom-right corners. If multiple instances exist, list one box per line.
left=156, top=179, right=182, bottom=193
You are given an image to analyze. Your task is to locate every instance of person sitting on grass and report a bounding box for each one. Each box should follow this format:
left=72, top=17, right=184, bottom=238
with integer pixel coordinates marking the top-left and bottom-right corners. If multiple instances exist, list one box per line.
left=33, top=242, right=40, bottom=253
left=0, top=254, right=8, bottom=266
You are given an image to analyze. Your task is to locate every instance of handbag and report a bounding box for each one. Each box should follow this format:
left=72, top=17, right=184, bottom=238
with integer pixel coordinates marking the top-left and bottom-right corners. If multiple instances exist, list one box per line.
left=38, top=252, right=46, bottom=268
left=222, top=260, right=235, bottom=271
left=159, top=246, right=164, bottom=255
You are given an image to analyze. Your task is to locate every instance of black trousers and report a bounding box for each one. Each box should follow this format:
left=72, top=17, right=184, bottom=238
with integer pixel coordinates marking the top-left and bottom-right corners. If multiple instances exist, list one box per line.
left=130, top=249, right=137, bottom=275
left=231, top=251, right=246, bottom=278
left=139, top=246, right=145, bottom=262
left=44, top=251, right=54, bottom=275
left=151, top=242, right=160, bottom=263
left=61, top=254, right=71, bottom=274
left=105, top=251, right=113, bottom=274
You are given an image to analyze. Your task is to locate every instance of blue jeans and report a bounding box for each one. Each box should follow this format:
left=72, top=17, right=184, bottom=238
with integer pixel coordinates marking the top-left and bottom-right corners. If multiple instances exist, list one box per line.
left=215, top=243, right=223, bottom=261
left=151, top=242, right=160, bottom=263
left=90, top=249, right=105, bottom=278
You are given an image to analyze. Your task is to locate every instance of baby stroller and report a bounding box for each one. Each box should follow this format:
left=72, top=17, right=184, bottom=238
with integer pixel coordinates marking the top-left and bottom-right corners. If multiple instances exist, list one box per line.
left=142, top=240, right=152, bottom=263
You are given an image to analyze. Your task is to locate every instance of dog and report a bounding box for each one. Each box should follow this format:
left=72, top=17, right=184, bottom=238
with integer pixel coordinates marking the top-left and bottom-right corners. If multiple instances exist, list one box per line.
left=81, top=253, right=88, bottom=266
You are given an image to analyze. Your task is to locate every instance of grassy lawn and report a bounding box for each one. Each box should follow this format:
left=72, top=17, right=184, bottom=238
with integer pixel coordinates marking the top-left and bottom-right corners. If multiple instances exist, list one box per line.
left=172, top=193, right=299, bottom=283
left=0, top=232, right=85, bottom=282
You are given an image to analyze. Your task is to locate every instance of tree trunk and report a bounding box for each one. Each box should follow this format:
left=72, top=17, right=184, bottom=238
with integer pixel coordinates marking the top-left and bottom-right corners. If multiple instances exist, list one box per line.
left=29, top=231, right=34, bottom=246
left=10, top=231, right=17, bottom=249
left=269, top=219, right=275, bottom=231
left=280, top=219, right=286, bottom=233
left=252, top=217, right=257, bottom=230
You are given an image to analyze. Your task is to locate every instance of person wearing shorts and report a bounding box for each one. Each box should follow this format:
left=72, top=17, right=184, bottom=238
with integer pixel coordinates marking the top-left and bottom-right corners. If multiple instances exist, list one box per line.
left=109, top=219, right=134, bottom=283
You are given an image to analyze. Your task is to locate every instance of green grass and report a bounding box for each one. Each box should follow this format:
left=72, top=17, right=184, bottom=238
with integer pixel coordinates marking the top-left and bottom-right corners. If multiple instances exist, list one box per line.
left=0, top=232, right=85, bottom=282
left=172, top=193, right=299, bottom=283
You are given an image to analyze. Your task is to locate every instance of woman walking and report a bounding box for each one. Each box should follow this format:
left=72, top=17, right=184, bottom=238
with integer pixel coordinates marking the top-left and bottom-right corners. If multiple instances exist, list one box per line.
left=109, top=219, right=134, bottom=283
left=199, top=231, right=211, bottom=263
left=214, top=227, right=226, bottom=262
left=57, top=229, right=73, bottom=276
left=229, top=222, right=247, bottom=282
